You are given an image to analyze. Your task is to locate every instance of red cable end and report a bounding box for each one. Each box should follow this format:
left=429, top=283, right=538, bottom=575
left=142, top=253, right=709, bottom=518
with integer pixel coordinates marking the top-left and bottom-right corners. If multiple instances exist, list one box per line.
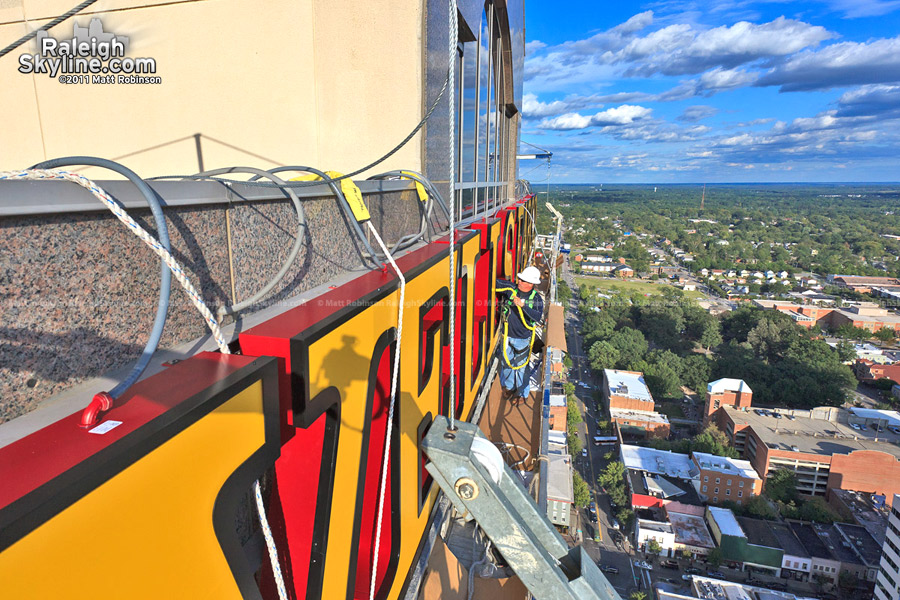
left=79, top=392, right=114, bottom=429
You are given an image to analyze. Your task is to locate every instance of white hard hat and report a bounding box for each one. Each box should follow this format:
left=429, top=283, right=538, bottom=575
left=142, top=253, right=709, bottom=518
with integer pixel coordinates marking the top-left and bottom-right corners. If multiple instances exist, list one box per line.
left=517, top=266, right=542, bottom=285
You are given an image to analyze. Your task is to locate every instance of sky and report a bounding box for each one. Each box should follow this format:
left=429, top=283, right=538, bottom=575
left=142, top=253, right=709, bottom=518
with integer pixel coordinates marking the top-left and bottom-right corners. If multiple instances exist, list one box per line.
left=521, top=0, right=900, bottom=183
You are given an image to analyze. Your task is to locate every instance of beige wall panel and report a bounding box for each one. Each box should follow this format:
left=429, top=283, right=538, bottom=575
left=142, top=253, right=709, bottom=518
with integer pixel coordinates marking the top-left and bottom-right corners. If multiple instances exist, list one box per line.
left=1, top=0, right=320, bottom=176
left=311, top=0, right=424, bottom=175
left=0, top=20, right=46, bottom=166
left=3, top=0, right=426, bottom=178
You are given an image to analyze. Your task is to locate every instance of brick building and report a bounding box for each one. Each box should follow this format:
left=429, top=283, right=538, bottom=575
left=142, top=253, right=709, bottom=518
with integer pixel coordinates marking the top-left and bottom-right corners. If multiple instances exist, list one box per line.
left=830, top=275, right=900, bottom=294
left=753, top=298, right=900, bottom=334
left=604, top=369, right=655, bottom=412
left=604, top=370, right=672, bottom=436
left=704, top=378, right=753, bottom=423
left=692, top=451, right=762, bottom=505
left=610, top=408, right=670, bottom=439
left=715, top=406, right=900, bottom=497
left=855, top=360, right=900, bottom=384
left=548, top=394, right=567, bottom=432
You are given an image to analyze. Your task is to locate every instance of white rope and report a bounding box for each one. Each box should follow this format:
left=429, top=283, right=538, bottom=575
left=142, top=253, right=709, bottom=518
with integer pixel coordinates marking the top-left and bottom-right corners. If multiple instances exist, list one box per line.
left=448, top=0, right=459, bottom=431
left=366, top=221, right=406, bottom=600
left=254, top=480, right=289, bottom=600
left=0, top=169, right=289, bottom=600
left=0, top=169, right=230, bottom=354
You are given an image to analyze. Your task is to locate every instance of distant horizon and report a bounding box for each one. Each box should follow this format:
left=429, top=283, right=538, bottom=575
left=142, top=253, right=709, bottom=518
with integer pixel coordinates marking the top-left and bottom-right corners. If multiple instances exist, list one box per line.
left=535, top=182, right=900, bottom=186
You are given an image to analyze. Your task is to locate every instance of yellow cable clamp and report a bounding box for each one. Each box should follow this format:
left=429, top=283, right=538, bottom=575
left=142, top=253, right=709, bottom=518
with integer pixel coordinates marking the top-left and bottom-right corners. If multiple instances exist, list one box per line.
left=399, top=170, right=429, bottom=203
left=291, top=171, right=370, bottom=223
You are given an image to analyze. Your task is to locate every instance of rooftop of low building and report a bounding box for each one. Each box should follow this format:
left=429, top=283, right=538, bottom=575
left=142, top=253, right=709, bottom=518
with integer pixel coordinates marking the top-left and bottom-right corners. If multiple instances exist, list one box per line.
left=708, top=506, right=745, bottom=538
left=610, top=407, right=670, bottom=424
left=722, top=406, right=900, bottom=460
left=621, top=444, right=697, bottom=479
left=708, top=378, right=752, bottom=395
left=692, top=451, right=760, bottom=480
left=604, top=369, right=654, bottom=402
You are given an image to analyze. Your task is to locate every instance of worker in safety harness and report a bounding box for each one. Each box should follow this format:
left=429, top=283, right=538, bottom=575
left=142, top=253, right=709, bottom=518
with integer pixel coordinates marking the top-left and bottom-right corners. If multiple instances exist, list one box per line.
left=496, top=265, right=544, bottom=405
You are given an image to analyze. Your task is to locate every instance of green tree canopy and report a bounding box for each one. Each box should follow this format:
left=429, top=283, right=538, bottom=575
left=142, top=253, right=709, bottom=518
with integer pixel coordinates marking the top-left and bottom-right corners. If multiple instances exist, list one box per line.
left=589, top=341, right=620, bottom=372
left=701, top=320, right=723, bottom=351
left=691, top=424, right=739, bottom=458
left=567, top=396, right=583, bottom=429
left=573, top=472, right=591, bottom=507
left=765, top=468, right=799, bottom=503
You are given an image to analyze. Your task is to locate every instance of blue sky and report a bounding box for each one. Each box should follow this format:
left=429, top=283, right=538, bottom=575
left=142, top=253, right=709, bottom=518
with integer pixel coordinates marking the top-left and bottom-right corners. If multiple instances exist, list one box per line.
left=521, top=0, right=900, bottom=182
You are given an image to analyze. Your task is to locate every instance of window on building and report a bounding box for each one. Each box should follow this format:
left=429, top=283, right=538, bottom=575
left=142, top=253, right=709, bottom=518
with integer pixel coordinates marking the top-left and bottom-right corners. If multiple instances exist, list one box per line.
left=738, top=491, right=743, bottom=498
left=715, top=478, right=720, bottom=484
left=727, top=479, right=732, bottom=486
left=451, top=2, right=509, bottom=218
left=739, top=481, right=744, bottom=488
left=714, top=487, right=719, bottom=494
left=726, top=489, right=731, bottom=496
left=713, top=497, right=718, bottom=503
left=703, top=485, right=708, bottom=492
left=704, top=476, right=708, bottom=482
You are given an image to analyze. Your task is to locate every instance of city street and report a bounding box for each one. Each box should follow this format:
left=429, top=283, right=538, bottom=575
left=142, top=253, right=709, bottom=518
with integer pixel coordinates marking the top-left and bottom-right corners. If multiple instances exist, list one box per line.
left=561, top=259, right=722, bottom=598
left=561, top=259, right=645, bottom=594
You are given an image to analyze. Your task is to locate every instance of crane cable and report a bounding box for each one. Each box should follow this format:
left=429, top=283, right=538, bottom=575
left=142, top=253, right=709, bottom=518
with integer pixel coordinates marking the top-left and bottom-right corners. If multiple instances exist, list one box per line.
left=447, top=0, right=459, bottom=433
left=0, top=168, right=289, bottom=600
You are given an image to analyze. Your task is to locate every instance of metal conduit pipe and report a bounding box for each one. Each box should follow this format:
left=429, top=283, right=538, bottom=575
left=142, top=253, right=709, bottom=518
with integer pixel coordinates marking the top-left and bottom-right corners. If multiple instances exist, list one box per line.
left=364, top=172, right=434, bottom=253
left=31, top=156, right=173, bottom=400
left=374, top=169, right=452, bottom=221
left=262, top=166, right=383, bottom=270
left=191, top=166, right=310, bottom=317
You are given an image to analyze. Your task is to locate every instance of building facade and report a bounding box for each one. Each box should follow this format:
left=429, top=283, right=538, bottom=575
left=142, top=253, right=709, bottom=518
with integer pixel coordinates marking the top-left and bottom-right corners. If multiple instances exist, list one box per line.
left=717, top=406, right=900, bottom=498
left=876, top=495, right=900, bottom=600
left=692, top=452, right=762, bottom=505
left=704, top=378, right=753, bottom=423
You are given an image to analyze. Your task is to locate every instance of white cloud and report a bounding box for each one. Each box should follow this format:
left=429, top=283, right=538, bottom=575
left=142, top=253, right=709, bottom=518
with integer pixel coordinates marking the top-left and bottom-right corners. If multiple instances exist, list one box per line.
left=825, top=0, right=900, bottom=18
left=591, top=104, right=653, bottom=126
left=537, top=105, right=652, bottom=130
left=836, top=84, right=900, bottom=117
left=678, top=105, right=719, bottom=122
left=699, top=67, right=758, bottom=90
left=757, top=36, right=900, bottom=91
left=618, top=17, right=834, bottom=77
left=538, top=113, right=593, bottom=130
left=525, top=40, right=547, bottom=54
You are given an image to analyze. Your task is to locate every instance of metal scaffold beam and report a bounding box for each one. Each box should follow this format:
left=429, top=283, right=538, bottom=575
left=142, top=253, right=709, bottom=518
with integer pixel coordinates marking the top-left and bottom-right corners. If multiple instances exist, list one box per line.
left=422, top=416, right=622, bottom=600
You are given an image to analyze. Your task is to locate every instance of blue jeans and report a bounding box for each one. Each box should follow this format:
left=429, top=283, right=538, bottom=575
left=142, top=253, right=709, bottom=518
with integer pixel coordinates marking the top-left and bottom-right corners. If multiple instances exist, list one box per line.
left=500, top=336, right=532, bottom=398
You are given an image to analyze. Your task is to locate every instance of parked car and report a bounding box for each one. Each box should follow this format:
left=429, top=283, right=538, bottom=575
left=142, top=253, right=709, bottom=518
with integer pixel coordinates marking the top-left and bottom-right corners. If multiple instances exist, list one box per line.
left=589, top=502, right=597, bottom=516
left=682, top=574, right=693, bottom=581
left=661, top=560, right=679, bottom=569
left=707, top=570, right=725, bottom=579
left=610, top=517, right=620, bottom=530
left=633, top=560, right=653, bottom=570
left=684, top=567, right=701, bottom=575
left=582, top=448, right=588, bottom=458
left=599, top=565, right=619, bottom=574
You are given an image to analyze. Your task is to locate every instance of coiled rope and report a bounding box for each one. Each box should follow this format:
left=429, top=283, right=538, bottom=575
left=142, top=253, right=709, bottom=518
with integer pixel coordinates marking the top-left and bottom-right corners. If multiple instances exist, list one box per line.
left=0, top=168, right=288, bottom=600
